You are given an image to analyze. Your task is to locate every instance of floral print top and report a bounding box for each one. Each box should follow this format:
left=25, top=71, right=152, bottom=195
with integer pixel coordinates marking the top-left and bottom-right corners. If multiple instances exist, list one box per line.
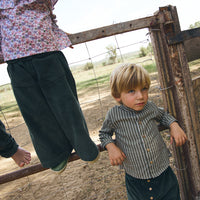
left=0, top=0, right=72, bottom=63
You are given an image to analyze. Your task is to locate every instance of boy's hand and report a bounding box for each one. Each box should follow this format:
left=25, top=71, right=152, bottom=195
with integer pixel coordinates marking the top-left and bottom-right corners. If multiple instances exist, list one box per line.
left=170, top=122, right=188, bottom=146
left=105, top=143, right=126, bottom=166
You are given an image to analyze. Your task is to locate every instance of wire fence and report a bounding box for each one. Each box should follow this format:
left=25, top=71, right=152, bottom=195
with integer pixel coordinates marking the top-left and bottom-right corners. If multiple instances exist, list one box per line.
left=0, top=29, right=189, bottom=200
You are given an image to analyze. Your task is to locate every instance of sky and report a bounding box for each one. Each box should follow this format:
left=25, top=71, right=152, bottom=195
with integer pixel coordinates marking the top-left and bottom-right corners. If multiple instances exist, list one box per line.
left=0, top=0, right=199, bottom=85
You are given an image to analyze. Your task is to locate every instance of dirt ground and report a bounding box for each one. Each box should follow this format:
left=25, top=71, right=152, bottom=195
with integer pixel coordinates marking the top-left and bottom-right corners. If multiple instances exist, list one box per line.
left=0, top=66, right=199, bottom=200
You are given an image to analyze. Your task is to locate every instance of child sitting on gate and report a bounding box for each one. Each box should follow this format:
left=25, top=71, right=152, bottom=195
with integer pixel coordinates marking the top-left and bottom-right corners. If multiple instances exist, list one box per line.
left=99, top=63, right=187, bottom=200
left=0, top=0, right=99, bottom=172
left=0, top=120, right=31, bottom=167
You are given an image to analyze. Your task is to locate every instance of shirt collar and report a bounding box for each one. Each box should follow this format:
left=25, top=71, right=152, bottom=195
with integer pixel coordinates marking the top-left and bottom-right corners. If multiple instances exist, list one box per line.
left=119, top=101, right=149, bottom=114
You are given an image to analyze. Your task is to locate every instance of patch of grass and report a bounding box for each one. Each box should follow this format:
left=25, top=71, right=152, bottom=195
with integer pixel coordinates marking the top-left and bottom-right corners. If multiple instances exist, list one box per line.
left=143, top=63, right=157, bottom=73
left=0, top=55, right=157, bottom=118
left=0, top=102, right=19, bottom=113
left=189, top=58, right=200, bottom=66
left=75, top=62, right=157, bottom=91
left=76, top=74, right=110, bottom=90
left=0, top=84, right=12, bottom=93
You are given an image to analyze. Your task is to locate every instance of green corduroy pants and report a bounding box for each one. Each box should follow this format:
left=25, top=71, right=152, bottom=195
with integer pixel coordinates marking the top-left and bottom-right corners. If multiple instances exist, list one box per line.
left=125, top=167, right=180, bottom=200
left=7, top=51, right=99, bottom=168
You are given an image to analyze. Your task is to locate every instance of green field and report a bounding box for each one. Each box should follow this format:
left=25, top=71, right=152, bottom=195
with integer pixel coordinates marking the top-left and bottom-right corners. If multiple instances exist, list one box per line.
left=1, top=55, right=199, bottom=123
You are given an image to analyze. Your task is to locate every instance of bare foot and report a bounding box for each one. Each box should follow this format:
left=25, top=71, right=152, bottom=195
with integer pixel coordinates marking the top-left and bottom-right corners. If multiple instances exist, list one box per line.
left=11, top=147, right=31, bottom=167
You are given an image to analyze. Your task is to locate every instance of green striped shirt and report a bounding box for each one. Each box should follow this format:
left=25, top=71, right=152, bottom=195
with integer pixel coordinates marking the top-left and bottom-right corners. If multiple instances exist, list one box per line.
left=99, top=101, right=176, bottom=179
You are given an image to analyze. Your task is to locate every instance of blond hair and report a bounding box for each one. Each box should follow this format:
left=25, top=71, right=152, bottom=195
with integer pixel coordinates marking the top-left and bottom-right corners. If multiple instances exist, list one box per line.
left=110, top=63, right=151, bottom=98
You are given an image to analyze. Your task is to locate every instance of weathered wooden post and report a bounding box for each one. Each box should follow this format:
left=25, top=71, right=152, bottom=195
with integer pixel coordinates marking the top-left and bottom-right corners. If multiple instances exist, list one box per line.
left=150, top=5, right=200, bottom=200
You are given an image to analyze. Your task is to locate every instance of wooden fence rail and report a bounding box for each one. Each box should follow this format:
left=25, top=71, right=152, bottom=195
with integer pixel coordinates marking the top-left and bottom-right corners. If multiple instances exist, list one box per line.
left=0, top=144, right=104, bottom=185
left=0, top=126, right=168, bottom=185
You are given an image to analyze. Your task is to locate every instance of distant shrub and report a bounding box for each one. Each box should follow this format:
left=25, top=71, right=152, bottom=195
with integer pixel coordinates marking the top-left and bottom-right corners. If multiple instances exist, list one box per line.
left=0, top=84, right=12, bottom=93
left=84, top=62, right=93, bottom=71
left=139, top=43, right=153, bottom=57
left=139, top=47, right=148, bottom=57
left=102, top=61, right=106, bottom=66
left=106, top=44, right=117, bottom=64
left=117, top=58, right=121, bottom=63
left=189, top=21, right=200, bottom=29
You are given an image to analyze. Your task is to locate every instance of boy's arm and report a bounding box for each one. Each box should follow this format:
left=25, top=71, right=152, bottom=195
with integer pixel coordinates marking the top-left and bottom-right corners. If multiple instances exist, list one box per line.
left=170, top=122, right=188, bottom=146
left=99, top=110, right=126, bottom=165
left=156, top=106, right=177, bottom=128
left=99, top=111, right=115, bottom=148
left=154, top=104, right=187, bottom=146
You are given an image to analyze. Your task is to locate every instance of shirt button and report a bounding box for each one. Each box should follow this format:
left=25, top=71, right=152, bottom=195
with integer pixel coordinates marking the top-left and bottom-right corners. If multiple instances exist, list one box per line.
left=138, top=121, right=142, bottom=124
left=150, top=197, right=154, bottom=200
left=149, top=187, right=152, bottom=191
left=150, top=161, right=153, bottom=164
left=147, top=148, right=150, bottom=152
left=147, top=180, right=150, bottom=182
left=142, top=135, right=146, bottom=138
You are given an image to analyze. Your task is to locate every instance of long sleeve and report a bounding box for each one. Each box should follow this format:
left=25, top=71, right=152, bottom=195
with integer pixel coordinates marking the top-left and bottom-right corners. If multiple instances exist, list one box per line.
left=155, top=105, right=177, bottom=128
left=99, top=111, right=115, bottom=149
left=0, top=0, right=71, bottom=61
left=0, top=120, right=18, bottom=158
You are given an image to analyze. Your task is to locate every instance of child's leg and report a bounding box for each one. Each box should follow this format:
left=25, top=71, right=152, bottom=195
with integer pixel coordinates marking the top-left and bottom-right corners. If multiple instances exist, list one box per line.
left=11, top=146, right=31, bottom=167
left=7, top=51, right=99, bottom=169
left=125, top=173, right=145, bottom=200
left=37, top=51, right=99, bottom=162
left=125, top=167, right=180, bottom=200
left=33, top=51, right=99, bottom=162
left=7, top=57, right=73, bottom=168
left=159, top=167, right=181, bottom=200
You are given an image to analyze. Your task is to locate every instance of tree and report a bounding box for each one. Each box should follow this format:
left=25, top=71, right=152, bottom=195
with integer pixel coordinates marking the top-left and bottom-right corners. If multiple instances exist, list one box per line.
left=106, top=44, right=117, bottom=64
left=138, top=43, right=153, bottom=57
left=139, top=47, right=147, bottom=57
left=189, top=21, right=200, bottom=29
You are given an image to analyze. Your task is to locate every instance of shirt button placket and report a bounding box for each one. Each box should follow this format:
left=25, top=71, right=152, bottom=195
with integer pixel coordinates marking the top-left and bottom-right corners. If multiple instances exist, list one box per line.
left=147, top=180, right=153, bottom=200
